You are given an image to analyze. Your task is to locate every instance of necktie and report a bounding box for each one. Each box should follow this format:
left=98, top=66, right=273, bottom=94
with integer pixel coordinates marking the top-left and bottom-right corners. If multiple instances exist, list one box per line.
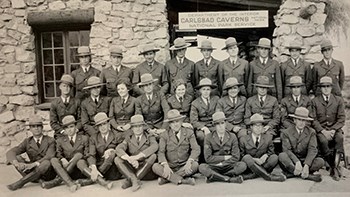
left=325, top=96, right=329, bottom=104
left=260, top=97, right=264, bottom=107
left=206, top=98, right=210, bottom=110
left=70, top=137, right=74, bottom=146
left=232, top=60, right=235, bottom=66
left=327, top=61, right=330, bottom=67
left=262, top=59, right=266, bottom=66
left=36, top=140, right=40, bottom=148
left=232, top=98, right=236, bottom=108
left=104, top=136, right=107, bottom=143
left=293, top=60, right=297, bottom=67
left=255, top=136, right=259, bottom=147
left=116, top=68, right=119, bottom=75
left=95, top=98, right=98, bottom=105
left=175, top=131, right=180, bottom=142
left=179, top=97, right=183, bottom=105
left=84, top=68, right=88, bottom=73
left=295, top=97, right=299, bottom=105
left=137, top=136, right=141, bottom=145
left=205, top=60, right=209, bottom=67
left=220, top=137, right=223, bottom=144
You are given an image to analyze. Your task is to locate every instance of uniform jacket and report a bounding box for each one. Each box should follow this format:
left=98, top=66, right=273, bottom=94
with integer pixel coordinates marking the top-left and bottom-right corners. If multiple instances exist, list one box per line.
left=190, top=96, right=219, bottom=130
left=165, top=58, right=195, bottom=96
left=158, top=127, right=200, bottom=169
left=71, top=66, right=101, bottom=100
left=244, top=95, right=280, bottom=128
left=218, top=57, right=249, bottom=96
left=313, top=59, right=345, bottom=96
left=109, top=96, right=136, bottom=130
left=204, top=131, right=240, bottom=165
left=311, top=94, right=345, bottom=133
left=239, top=133, right=274, bottom=158
left=56, top=134, right=89, bottom=160
left=280, top=58, right=312, bottom=96
left=167, top=94, right=193, bottom=122
left=50, top=97, right=82, bottom=136
left=194, top=58, right=222, bottom=96
left=6, top=135, right=55, bottom=163
left=135, top=91, right=170, bottom=128
left=216, top=95, right=246, bottom=127
left=100, top=65, right=133, bottom=97
left=281, top=126, right=318, bottom=166
left=132, top=61, right=169, bottom=96
left=81, top=96, right=112, bottom=136
left=116, top=131, right=158, bottom=158
left=280, top=95, right=312, bottom=129
left=247, top=58, right=283, bottom=101
left=87, top=130, right=123, bottom=166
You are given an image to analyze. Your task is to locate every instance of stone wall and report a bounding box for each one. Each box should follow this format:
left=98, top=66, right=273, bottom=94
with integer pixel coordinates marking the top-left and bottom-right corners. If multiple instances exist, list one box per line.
left=273, top=0, right=327, bottom=63
left=0, top=0, right=170, bottom=163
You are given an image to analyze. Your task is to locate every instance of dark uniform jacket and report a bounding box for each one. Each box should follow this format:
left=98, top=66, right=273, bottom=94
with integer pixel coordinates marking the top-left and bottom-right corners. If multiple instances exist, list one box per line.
left=6, top=136, right=55, bottom=163
left=244, top=95, right=280, bottom=129
left=247, top=58, right=283, bottom=101
left=135, top=91, right=170, bottom=129
left=167, top=94, right=193, bottom=122
left=190, top=96, right=219, bottom=130
left=87, top=130, right=123, bottom=166
left=50, top=97, right=82, bottom=137
left=194, top=58, right=222, bottom=96
left=165, top=58, right=195, bottom=96
left=116, top=132, right=158, bottom=158
left=204, top=131, right=240, bottom=165
left=81, top=96, right=112, bottom=136
left=280, top=95, right=312, bottom=129
left=71, top=66, right=101, bottom=100
left=100, top=65, right=133, bottom=97
left=311, top=94, right=345, bottom=133
left=313, top=59, right=345, bottom=96
left=281, top=58, right=312, bottom=96
left=56, top=134, right=89, bottom=160
left=218, top=58, right=249, bottom=96
left=239, top=133, right=275, bottom=158
left=158, top=127, right=200, bottom=169
left=132, top=61, right=169, bottom=96
left=281, top=126, right=318, bottom=166
left=109, top=96, right=136, bottom=131
left=216, top=95, right=246, bottom=128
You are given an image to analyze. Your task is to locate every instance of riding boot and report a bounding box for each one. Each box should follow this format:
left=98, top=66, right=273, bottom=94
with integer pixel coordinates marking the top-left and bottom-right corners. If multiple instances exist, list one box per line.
left=53, top=163, right=80, bottom=192
left=82, top=168, right=113, bottom=190
left=115, top=160, right=141, bottom=192
left=41, top=176, right=62, bottom=189
left=7, top=169, right=41, bottom=191
left=206, top=171, right=230, bottom=183
left=250, top=163, right=286, bottom=182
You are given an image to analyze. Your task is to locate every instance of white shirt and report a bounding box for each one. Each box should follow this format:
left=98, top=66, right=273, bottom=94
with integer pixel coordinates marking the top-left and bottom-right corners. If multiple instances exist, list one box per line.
left=121, top=95, right=129, bottom=103
left=217, top=133, right=225, bottom=142
left=69, top=134, right=77, bottom=143
left=295, top=127, right=303, bottom=135
left=112, top=65, right=121, bottom=72
left=173, top=129, right=181, bottom=140
left=230, top=57, right=238, bottom=65
left=259, top=57, right=268, bottom=65
left=292, top=58, right=300, bottom=66
left=322, top=94, right=330, bottom=102
left=146, top=93, right=153, bottom=101
left=251, top=133, right=260, bottom=145
left=91, top=96, right=99, bottom=103
left=176, top=94, right=184, bottom=102
left=204, top=57, right=212, bottom=65
left=101, top=133, right=109, bottom=141
left=82, top=65, right=90, bottom=73
left=323, top=58, right=332, bottom=65
left=177, top=57, right=184, bottom=64
left=136, top=134, right=143, bottom=142
left=201, top=96, right=210, bottom=105
left=61, top=96, right=70, bottom=103
left=34, top=136, right=43, bottom=144
left=229, top=96, right=236, bottom=105
left=258, top=95, right=266, bottom=102
left=292, top=95, right=300, bottom=103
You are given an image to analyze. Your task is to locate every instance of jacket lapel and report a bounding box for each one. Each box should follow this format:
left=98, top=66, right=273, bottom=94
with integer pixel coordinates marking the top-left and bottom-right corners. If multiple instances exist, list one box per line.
left=38, top=136, right=47, bottom=153
left=149, top=92, right=157, bottom=106
left=138, top=134, right=147, bottom=148
left=105, top=131, right=114, bottom=146
left=248, top=134, right=256, bottom=148
left=178, top=128, right=187, bottom=145
left=213, top=132, right=221, bottom=146
left=225, top=96, right=234, bottom=108
left=73, top=135, right=82, bottom=149
left=169, top=130, right=179, bottom=145
left=221, top=132, right=230, bottom=146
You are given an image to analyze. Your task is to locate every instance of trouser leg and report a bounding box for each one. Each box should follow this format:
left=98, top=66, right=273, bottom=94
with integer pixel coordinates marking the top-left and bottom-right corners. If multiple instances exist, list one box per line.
left=77, top=159, right=113, bottom=190
left=262, top=154, right=279, bottom=172
left=50, top=158, right=79, bottom=192
left=98, top=152, right=116, bottom=174
left=278, top=152, right=295, bottom=174
left=198, top=164, right=230, bottom=183
left=225, top=162, right=247, bottom=177
left=136, top=154, right=157, bottom=180
left=152, top=163, right=183, bottom=184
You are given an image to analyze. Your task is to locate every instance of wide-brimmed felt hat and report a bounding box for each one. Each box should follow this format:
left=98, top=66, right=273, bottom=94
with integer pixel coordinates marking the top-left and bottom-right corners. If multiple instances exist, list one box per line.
left=169, top=37, right=191, bottom=51
left=130, top=114, right=147, bottom=126
left=320, top=39, right=336, bottom=50
left=164, top=109, right=186, bottom=123
left=59, top=74, right=74, bottom=86
left=253, top=75, right=274, bottom=88
left=139, top=44, right=160, bottom=55
left=248, top=113, right=266, bottom=125
left=137, top=73, right=158, bottom=86
left=289, top=107, right=313, bottom=121
left=318, top=76, right=333, bottom=87
left=198, top=40, right=216, bottom=50
left=195, top=78, right=217, bottom=89
left=25, top=115, right=46, bottom=126
left=62, top=115, right=77, bottom=127
left=76, top=46, right=93, bottom=57
left=256, top=38, right=271, bottom=49
left=109, top=46, right=123, bottom=57
left=286, top=43, right=305, bottom=50
left=222, top=37, right=240, bottom=50
left=286, top=76, right=305, bottom=87
left=94, top=112, right=110, bottom=126
left=82, top=76, right=106, bottom=90
left=212, top=111, right=226, bottom=124
left=223, top=77, right=243, bottom=90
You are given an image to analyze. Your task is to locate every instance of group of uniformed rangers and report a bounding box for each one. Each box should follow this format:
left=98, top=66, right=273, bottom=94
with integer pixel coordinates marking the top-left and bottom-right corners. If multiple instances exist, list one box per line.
left=6, top=36, right=345, bottom=192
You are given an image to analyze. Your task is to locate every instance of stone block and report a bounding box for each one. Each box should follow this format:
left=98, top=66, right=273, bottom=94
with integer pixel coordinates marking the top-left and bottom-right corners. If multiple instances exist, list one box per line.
left=11, top=0, right=25, bottom=9
left=296, top=25, right=316, bottom=37
left=0, top=13, right=12, bottom=21
left=316, top=3, right=325, bottom=13
left=17, top=24, right=31, bottom=35
left=124, top=39, right=139, bottom=48
left=0, top=111, right=15, bottom=123
left=1, top=45, right=15, bottom=54
left=26, top=0, right=45, bottom=7
left=112, top=0, right=123, bottom=3
left=16, top=73, right=36, bottom=85
left=311, top=13, right=327, bottom=25
left=95, top=13, right=107, bottom=22
left=14, top=9, right=25, bottom=16
left=277, top=24, right=291, bottom=36
left=133, top=3, right=144, bottom=12
left=0, top=75, right=17, bottom=87
left=309, top=45, right=321, bottom=53
left=103, top=21, right=123, bottom=28
left=0, top=0, right=11, bottom=8
left=134, top=31, right=145, bottom=39
left=5, top=52, right=16, bottom=64
left=316, top=25, right=325, bottom=34
left=6, top=103, right=16, bottom=111
left=0, top=29, right=6, bottom=37
left=14, top=131, right=27, bottom=143
left=8, top=29, right=22, bottom=41
left=123, top=18, right=137, bottom=28
left=139, top=0, right=151, bottom=5
left=48, top=1, right=66, bottom=10
left=119, top=28, right=134, bottom=40
left=22, top=62, right=35, bottom=73
left=14, top=106, right=35, bottom=121
left=4, top=63, right=21, bottom=73
left=145, top=28, right=168, bottom=39
left=15, top=48, right=35, bottom=62
left=9, top=95, right=35, bottom=106
left=95, top=1, right=112, bottom=13
left=154, top=39, right=168, bottom=48
left=90, top=25, right=112, bottom=38
left=36, top=110, right=50, bottom=120
left=66, top=0, right=81, bottom=9
left=0, top=137, right=11, bottom=146
left=20, top=86, right=37, bottom=95
left=304, top=35, right=323, bottom=46
left=281, top=14, right=299, bottom=24
left=0, top=37, right=18, bottom=46
left=3, top=120, right=25, bottom=136
left=112, top=2, right=131, bottom=12
left=280, top=34, right=303, bottom=47
left=0, top=96, right=9, bottom=105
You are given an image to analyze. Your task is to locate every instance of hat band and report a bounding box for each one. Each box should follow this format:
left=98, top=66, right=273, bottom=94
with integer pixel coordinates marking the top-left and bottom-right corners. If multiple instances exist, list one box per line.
left=174, top=43, right=187, bottom=48
left=130, top=121, right=145, bottom=125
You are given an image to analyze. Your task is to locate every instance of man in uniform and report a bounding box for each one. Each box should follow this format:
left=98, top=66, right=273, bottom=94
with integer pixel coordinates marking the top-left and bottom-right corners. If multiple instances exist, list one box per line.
left=311, top=76, right=345, bottom=181
left=281, top=43, right=312, bottom=97
left=50, top=74, right=82, bottom=139
left=240, top=114, right=286, bottom=182
left=152, top=109, right=200, bottom=185
left=165, top=37, right=195, bottom=97
left=6, top=115, right=56, bottom=191
left=100, top=46, right=133, bottom=97
left=194, top=40, right=222, bottom=96
left=71, top=46, right=100, bottom=100
left=245, top=76, right=280, bottom=138
left=81, top=76, right=112, bottom=136
left=199, top=112, right=246, bottom=183
left=313, top=39, right=344, bottom=96
left=247, top=38, right=283, bottom=101
left=218, top=37, right=249, bottom=97
left=133, top=43, right=168, bottom=96
left=279, top=107, right=324, bottom=182
left=115, top=115, right=158, bottom=192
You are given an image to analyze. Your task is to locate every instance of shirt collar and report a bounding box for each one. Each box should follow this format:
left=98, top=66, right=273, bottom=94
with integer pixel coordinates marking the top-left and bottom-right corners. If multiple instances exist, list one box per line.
left=323, top=58, right=332, bottom=65
left=176, top=94, right=184, bottom=102
left=251, top=133, right=260, bottom=141
left=258, top=95, right=266, bottom=101
left=112, top=65, right=121, bottom=71
left=82, top=65, right=90, bottom=72
left=122, top=95, right=129, bottom=103
left=259, top=57, right=268, bottom=64
left=292, top=95, right=300, bottom=101
left=146, top=93, right=153, bottom=100
left=204, top=57, right=212, bottom=64
left=322, top=94, right=330, bottom=101
left=34, top=136, right=43, bottom=143
left=101, top=132, right=109, bottom=140
left=69, top=134, right=77, bottom=142
left=229, top=57, right=238, bottom=64
left=91, top=96, right=100, bottom=102
left=61, top=96, right=70, bottom=103
left=177, top=57, right=184, bottom=63
left=295, top=127, right=303, bottom=134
